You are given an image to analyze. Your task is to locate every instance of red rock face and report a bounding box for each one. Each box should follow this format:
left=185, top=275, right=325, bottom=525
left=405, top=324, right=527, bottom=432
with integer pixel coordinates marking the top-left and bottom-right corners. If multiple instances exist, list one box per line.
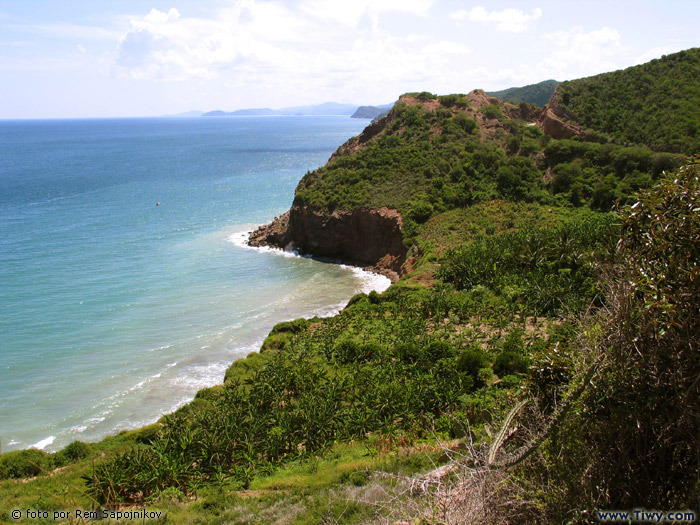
left=538, top=107, right=588, bottom=140
left=536, top=86, right=590, bottom=140
left=249, top=206, right=406, bottom=281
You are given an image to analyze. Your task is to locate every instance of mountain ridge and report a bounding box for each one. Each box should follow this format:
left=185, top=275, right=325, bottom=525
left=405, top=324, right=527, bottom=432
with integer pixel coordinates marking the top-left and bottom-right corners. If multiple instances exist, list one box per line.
left=202, top=101, right=359, bottom=117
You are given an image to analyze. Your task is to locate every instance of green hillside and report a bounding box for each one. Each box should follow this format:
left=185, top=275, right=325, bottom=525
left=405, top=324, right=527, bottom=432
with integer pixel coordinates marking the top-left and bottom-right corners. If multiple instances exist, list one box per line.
left=486, top=79, right=560, bottom=107
left=556, top=48, right=700, bottom=153
left=294, top=90, right=677, bottom=246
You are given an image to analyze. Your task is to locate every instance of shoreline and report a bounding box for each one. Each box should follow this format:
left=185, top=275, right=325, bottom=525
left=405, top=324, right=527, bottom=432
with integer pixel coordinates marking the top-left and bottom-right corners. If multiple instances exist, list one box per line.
left=229, top=228, right=394, bottom=289
left=7, top=226, right=390, bottom=455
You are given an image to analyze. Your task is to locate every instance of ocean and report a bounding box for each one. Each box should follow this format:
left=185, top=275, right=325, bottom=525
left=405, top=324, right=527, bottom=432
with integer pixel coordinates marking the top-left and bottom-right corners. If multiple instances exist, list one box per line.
left=0, top=116, right=388, bottom=453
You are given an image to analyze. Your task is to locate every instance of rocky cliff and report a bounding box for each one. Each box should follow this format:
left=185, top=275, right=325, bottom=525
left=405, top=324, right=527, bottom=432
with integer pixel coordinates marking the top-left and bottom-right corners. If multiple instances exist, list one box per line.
left=249, top=206, right=405, bottom=281
left=536, top=86, right=591, bottom=140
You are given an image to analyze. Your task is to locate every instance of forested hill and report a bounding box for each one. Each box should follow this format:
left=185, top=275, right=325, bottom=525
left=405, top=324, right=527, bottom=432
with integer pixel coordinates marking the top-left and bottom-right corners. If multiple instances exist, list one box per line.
left=553, top=47, right=700, bottom=153
left=486, top=79, right=559, bottom=107
left=283, top=84, right=678, bottom=256
left=280, top=48, right=698, bottom=247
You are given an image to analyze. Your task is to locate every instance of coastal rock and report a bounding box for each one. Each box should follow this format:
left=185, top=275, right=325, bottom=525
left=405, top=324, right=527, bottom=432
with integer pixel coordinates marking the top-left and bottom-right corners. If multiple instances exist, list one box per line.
left=249, top=206, right=406, bottom=281
left=248, top=211, right=292, bottom=249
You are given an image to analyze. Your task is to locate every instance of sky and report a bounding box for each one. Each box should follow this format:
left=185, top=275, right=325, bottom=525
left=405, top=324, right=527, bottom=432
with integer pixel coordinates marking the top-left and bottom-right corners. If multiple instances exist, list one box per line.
left=0, top=0, right=698, bottom=119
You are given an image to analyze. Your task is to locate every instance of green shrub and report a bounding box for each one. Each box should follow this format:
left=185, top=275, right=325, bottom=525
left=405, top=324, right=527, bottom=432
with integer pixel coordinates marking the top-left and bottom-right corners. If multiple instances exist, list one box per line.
left=479, top=104, right=504, bottom=120
left=477, top=367, right=494, bottom=387
left=493, top=352, right=530, bottom=377
left=439, top=94, right=459, bottom=107
left=333, top=340, right=362, bottom=364
left=408, top=200, right=434, bottom=223
left=457, top=349, right=489, bottom=381
left=395, top=342, right=422, bottom=364
left=0, top=449, right=53, bottom=479
left=453, top=113, right=477, bottom=133
left=224, top=352, right=268, bottom=383
left=346, top=292, right=369, bottom=307
left=269, top=318, right=310, bottom=335
left=55, top=440, right=91, bottom=465
left=260, top=332, right=293, bottom=353
left=416, top=91, right=436, bottom=101
left=498, top=374, right=521, bottom=389
left=423, top=341, right=455, bottom=361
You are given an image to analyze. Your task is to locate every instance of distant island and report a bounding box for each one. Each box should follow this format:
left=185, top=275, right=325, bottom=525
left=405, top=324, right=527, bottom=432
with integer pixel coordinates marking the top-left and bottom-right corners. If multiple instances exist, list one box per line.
left=201, top=101, right=395, bottom=119
left=203, top=102, right=359, bottom=118
left=350, top=104, right=394, bottom=120
left=160, top=110, right=205, bottom=118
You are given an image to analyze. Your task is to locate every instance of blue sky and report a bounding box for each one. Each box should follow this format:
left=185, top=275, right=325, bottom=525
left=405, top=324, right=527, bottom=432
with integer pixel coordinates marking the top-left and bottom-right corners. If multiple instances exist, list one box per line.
left=1, top=0, right=698, bottom=118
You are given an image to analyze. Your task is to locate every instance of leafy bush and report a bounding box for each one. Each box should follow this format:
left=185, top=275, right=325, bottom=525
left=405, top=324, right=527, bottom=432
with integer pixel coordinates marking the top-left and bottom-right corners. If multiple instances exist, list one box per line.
left=395, top=342, right=422, bottom=364
left=346, top=292, right=369, bottom=307
left=0, top=449, right=53, bottom=479
left=408, top=200, right=434, bottom=224
left=453, top=113, right=477, bottom=133
left=456, top=349, right=489, bottom=384
left=415, top=91, right=436, bottom=101
left=269, top=318, right=310, bottom=335
left=55, top=440, right=91, bottom=465
left=479, top=104, right=504, bottom=120
left=439, top=94, right=469, bottom=108
left=333, top=340, right=362, bottom=364
left=423, top=340, right=455, bottom=361
left=493, top=352, right=529, bottom=377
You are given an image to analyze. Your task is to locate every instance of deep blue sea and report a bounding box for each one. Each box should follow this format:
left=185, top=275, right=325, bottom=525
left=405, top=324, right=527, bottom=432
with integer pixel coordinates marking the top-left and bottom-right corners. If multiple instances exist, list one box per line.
left=0, top=116, right=387, bottom=452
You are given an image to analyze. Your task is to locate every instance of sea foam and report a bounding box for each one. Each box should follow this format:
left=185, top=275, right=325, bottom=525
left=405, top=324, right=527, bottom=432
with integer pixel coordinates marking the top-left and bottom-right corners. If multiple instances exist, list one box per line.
left=228, top=228, right=391, bottom=296
left=31, top=435, right=55, bottom=450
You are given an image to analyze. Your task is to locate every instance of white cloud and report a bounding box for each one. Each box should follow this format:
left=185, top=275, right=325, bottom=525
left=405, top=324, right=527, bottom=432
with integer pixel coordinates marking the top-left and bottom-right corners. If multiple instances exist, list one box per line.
left=115, top=7, right=242, bottom=80
left=111, top=0, right=464, bottom=103
left=423, top=41, right=471, bottom=59
left=300, top=0, right=434, bottom=27
left=106, top=2, right=635, bottom=110
left=451, top=6, right=542, bottom=32
left=539, top=26, right=625, bottom=78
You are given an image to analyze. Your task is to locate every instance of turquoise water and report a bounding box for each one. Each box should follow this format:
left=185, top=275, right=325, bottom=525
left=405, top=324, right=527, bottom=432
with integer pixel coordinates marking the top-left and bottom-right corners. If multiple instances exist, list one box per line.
left=0, top=116, right=386, bottom=452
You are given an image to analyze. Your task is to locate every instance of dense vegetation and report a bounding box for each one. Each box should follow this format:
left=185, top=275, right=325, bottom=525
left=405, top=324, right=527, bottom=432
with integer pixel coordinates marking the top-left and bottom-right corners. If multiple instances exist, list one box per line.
left=81, top=199, right=614, bottom=510
left=2, top=50, right=699, bottom=523
left=486, top=79, right=560, bottom=107
left=556, top=47, right=700, bottom=153
left=507, top=160, right=700, bottom=520
left=293, top=89, right=678, bottom=246
left=438, top=213, right=618, bottom=315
